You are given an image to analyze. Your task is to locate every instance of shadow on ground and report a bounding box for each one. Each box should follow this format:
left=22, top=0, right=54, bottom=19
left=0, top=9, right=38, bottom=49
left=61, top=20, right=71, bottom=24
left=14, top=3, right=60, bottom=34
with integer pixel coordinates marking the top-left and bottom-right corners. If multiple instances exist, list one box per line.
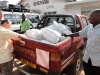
left=13, top=65, right=45, bottom=75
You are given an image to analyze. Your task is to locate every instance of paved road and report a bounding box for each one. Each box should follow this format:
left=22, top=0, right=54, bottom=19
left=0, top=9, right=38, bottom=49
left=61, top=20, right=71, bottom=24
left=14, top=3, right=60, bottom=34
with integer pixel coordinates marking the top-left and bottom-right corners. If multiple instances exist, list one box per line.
left=13, top=59, right=85, bottom=75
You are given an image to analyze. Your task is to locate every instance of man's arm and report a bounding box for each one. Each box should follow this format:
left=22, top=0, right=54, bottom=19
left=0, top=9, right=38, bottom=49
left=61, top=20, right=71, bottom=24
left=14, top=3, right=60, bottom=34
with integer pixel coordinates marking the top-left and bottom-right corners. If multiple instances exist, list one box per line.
left=62, top=32, right=79, bottom=37
left=30, top=24, right=34, bottom=28
left=18, top=34, right=28, bottom=39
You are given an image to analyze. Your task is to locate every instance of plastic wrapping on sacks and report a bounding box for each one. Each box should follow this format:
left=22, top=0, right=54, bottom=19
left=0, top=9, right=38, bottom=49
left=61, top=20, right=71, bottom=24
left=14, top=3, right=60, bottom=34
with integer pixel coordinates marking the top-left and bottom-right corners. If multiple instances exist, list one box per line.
left=41, top=28, right=61, bottom=44
left=59, top=36, right=70, bottom=42
left=54, top=23, right=72, bottom=33
left=59, top=30, right=72, bottom=41
left=63, top=30, right=72, bottom=35
left=45, top=25, right=56, bottom=30
left=25, top=29, right=44, bottom=40
left=41, top=40, right=54, bottom=45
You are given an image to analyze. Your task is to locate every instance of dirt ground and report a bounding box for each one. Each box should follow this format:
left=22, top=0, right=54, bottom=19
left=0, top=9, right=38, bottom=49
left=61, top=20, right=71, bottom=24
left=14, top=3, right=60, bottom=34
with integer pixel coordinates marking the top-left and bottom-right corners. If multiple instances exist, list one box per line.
left=13, top=59, right=85, bottom=75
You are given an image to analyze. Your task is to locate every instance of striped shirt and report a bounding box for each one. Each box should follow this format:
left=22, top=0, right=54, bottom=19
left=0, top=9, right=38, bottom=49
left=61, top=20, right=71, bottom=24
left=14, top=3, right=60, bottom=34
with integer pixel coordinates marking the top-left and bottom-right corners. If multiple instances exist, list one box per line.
left=79, top=24, right=100, bottom=66
left=0, top=26, right=20, bottom=64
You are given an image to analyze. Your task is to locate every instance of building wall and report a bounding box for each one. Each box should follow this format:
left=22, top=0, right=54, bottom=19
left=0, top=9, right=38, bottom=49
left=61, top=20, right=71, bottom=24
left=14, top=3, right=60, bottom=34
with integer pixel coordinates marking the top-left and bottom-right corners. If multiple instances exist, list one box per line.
left=19, top=0, right=70, bottom=14
left=65, top=1, right=100, bottom=16
left=18, top=0, right=100, bottom=16
left=29, top=0, right=67, bottom=14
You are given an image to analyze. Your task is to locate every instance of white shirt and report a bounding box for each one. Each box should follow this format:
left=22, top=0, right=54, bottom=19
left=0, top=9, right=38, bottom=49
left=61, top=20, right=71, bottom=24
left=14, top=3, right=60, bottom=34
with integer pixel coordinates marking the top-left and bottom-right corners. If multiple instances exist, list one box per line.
left=79, top=24, right=100, bottom=66
left=0, top=26, right=20, bottom=64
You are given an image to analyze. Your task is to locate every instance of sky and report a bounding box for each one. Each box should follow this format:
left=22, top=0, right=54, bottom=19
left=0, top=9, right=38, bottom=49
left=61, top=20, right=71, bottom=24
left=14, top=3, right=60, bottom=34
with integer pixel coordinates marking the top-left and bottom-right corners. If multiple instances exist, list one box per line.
left=6, top=0, right=21, bottom=4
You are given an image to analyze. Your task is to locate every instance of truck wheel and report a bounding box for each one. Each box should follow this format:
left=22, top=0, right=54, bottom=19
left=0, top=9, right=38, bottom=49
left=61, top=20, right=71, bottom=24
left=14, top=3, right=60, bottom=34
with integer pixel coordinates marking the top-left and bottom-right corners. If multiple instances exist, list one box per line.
left=66, top=49, right=83, bottom=75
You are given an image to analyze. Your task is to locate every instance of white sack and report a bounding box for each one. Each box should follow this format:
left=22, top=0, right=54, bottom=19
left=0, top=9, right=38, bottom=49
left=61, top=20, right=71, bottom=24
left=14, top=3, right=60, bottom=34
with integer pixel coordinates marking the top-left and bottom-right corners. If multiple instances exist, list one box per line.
left=63, top=30, right=72, bottom=35
left=25, top=29, right=44, bottom=40
left=54, top=23, right=72, bottom=33
left=41, top=28, right=61, bottom=44
left=59, top=36, right=70, bottom=42
left=45, top=25, right=55, bottom=30
left=41, top=40, right=54, bottom=45
left=59, top=30, right=72, bottom=41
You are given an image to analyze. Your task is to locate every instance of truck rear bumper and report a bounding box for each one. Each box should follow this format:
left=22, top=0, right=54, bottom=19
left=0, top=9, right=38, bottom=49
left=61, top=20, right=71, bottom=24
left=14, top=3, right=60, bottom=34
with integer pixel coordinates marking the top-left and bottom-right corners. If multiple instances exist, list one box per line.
left=13, top=60, right=38, bottom=75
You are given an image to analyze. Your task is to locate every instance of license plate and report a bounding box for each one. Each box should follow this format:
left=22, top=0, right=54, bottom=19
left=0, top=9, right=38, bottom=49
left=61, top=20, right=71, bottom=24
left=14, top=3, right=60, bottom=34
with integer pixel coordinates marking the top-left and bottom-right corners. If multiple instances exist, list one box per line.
left=40, top=67, right=48, bottom=73
left=20, top=58, right=36, bottom=69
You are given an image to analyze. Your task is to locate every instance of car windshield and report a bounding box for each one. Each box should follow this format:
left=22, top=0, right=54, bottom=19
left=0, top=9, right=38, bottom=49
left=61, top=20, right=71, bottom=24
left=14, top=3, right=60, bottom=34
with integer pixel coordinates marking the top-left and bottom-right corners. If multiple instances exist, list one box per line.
left=26, top=15, right=39, bottom=23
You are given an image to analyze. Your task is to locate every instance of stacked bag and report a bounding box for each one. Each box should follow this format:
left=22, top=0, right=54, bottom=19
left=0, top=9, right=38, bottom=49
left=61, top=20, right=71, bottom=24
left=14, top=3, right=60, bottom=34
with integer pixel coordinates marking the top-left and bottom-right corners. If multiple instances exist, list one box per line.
left=25, top=21, right=72, bottom=44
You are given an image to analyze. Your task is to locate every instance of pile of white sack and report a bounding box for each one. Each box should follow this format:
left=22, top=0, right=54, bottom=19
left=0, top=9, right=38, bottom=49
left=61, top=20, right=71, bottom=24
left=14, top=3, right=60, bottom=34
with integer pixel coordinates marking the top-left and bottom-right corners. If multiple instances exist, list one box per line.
left=25, top=22, right=72, bottom=44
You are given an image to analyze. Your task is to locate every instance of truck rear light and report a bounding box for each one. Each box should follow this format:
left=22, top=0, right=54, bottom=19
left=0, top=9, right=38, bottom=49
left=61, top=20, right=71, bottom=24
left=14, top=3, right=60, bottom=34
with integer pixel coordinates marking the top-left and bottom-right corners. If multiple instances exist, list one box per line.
left=50, top=53, right=61, bottom=72
left=51, top=61, right=60, bottom=72
left=51, top=53, right=61, bottom=61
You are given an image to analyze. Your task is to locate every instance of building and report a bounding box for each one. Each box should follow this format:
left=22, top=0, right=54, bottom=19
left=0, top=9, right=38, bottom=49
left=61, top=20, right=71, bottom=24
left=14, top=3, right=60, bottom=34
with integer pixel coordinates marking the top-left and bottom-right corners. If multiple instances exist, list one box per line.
left=64, top=0, right=100, bottom=16
left=18, top=0, right=100, bottom=16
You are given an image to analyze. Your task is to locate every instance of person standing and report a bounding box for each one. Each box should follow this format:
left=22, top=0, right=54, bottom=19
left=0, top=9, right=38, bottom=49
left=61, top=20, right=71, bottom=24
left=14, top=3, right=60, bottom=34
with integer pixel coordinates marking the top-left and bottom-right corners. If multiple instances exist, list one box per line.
left=0, top=10, right=4, bottom=23
left=20, top=13, right=34, bottom=33
left=0, top=19, right=27, bottom=75
left=0, top=10, right=4, bottom=74
left=62, top=9, right=100, bottom=75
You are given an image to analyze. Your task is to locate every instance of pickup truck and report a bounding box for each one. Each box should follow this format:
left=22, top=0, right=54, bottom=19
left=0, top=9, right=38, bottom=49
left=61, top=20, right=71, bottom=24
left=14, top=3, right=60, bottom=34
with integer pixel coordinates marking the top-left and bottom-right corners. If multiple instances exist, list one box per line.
left=13, top=14, right=89, bottom=75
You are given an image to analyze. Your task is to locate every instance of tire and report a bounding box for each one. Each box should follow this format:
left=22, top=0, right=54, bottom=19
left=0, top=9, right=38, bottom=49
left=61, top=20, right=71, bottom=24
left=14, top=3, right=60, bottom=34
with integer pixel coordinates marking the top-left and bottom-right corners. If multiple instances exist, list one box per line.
left=66, top=49, right=83, bottom=75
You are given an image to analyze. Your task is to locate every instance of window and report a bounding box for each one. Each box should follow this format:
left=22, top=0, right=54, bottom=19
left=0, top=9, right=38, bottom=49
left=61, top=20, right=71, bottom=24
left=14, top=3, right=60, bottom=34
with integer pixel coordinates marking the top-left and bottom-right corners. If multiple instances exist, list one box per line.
left=81, top=18, right=88, bottom=28
left=45, top=16, right=74, bottom=26
left=81, top=5, right=100, bottom=17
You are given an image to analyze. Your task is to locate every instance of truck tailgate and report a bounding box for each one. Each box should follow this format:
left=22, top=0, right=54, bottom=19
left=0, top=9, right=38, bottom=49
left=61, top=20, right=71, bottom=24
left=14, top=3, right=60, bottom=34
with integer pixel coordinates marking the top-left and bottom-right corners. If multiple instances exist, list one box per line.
left=13, top=38, right=58, bottom=71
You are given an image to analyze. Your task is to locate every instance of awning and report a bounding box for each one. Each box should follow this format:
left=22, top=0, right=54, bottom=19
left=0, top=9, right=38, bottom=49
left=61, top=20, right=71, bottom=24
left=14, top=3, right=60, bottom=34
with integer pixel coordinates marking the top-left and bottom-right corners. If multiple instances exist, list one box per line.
left=64, top=0, right=99, bottom=6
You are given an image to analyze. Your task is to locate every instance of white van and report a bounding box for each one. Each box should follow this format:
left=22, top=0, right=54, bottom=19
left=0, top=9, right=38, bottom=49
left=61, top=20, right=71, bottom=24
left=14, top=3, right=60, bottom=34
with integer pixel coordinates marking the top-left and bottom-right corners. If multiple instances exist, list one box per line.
left=3, top=12, right=42, bottom=31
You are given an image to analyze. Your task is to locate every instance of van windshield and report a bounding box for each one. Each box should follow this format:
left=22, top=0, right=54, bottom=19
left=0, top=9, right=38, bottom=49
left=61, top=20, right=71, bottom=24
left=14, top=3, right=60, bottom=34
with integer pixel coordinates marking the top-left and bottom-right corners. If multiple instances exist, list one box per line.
left=4, top=14, right=21, bottom=24
left=4, top=13, right=40, bottom=24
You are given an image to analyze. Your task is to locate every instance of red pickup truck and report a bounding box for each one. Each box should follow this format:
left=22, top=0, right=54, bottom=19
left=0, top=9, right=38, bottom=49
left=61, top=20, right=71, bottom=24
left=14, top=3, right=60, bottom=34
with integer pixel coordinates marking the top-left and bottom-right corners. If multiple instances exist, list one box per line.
left=13, top=14, right=89, bottom=75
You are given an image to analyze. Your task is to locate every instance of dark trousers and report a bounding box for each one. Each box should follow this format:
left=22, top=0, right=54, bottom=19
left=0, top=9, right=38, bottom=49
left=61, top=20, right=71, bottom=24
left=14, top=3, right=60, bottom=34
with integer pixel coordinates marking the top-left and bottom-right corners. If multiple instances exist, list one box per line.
left=0, top=60, right=13, bottom=75
left=83, top=58, right=100, bottom=75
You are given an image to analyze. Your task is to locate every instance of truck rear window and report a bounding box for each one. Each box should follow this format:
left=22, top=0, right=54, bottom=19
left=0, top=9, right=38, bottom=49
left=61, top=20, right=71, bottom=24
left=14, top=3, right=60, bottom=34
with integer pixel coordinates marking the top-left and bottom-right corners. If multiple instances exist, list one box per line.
left=46, top=17, right=74, bottom=26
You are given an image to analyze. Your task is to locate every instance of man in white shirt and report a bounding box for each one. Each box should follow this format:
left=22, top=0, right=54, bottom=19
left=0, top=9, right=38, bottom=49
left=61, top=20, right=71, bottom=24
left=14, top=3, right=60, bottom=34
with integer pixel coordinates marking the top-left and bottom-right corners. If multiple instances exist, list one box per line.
left=0, top=10, right=4, bottom=74
left=62, top=9, right=100, bottom=75
left=0, top=19, right=27, bottom=75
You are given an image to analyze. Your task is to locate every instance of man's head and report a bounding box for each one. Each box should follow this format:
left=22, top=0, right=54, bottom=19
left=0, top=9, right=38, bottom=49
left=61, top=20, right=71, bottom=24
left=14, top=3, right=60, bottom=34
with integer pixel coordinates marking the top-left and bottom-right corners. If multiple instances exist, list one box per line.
left=89, top=9, right=100, bottom=25
left=21, top=13, right=26, bottom=20
left=0, top=10, right=4, bottom=20
left=1, top=19, right=12, bottom=29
